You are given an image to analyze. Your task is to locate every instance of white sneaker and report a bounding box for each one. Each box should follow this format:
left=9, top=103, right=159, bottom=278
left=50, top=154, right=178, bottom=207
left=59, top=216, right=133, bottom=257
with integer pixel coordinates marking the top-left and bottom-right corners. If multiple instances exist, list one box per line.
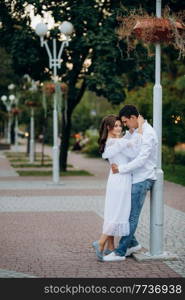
left=103, top=252, right=125, bottom=262
left=125, top=244, right=142, bottom=257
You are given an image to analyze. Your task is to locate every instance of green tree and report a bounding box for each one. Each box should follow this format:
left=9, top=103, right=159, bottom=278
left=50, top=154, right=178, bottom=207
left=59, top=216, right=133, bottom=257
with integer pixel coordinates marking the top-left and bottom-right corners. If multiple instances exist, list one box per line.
left=123, top=73, right=185, bottom=151
left=0, top=48, right=17, bottom=93
left=0, top=0, right=184, bottom=170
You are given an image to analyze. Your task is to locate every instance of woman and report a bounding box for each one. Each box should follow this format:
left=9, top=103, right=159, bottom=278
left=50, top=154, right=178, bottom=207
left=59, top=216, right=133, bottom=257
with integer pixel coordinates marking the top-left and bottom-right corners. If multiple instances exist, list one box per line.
left=92, top=114, right=144, bottom=261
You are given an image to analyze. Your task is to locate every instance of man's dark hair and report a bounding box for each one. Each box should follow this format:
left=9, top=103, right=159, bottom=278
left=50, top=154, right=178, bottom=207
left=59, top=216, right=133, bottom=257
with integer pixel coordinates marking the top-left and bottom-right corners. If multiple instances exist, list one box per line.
left=119, top=104, right=139, bottom=119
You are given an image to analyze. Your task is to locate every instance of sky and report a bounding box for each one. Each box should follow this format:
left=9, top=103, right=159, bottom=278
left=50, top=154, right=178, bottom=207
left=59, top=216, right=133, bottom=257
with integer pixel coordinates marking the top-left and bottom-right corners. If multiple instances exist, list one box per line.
left=25, top=4, right=55, bottom=30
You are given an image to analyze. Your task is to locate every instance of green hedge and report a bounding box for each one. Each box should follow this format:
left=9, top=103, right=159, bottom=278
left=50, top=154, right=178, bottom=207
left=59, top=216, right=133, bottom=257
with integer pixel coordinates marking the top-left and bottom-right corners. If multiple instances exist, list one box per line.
left=162, top=145, right=175, bottom=165
left=175, top=151, right=185, bottom=165
left=81, top=129, right=100, bottom=158
left=162, top=145, right=185, bottom=166
left=82, top=139, right=185, bottom=165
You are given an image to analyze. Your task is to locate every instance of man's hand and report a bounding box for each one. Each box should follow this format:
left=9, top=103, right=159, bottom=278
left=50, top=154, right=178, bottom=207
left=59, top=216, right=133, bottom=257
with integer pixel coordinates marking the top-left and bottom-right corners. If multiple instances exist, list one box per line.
left=129, top=128, right=134, bottom=134
left=137, top=115, right=145, bottom=127
left=111, top=163, right=119, bottom=174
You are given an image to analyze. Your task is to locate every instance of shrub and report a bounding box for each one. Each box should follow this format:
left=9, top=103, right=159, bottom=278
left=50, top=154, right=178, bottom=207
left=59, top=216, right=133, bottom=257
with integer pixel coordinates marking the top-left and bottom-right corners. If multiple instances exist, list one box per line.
left=162, top=145, right=175, bottom=165
left=162, top=145, right=185, bottom=166
left=81, top=129, right=100, bottom=157
left=175, top=151, right=185, bottom=165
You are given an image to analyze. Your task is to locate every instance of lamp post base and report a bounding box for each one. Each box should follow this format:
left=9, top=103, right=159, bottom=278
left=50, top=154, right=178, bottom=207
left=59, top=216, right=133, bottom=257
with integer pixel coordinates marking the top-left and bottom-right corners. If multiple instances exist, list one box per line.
left=52, top=145, right=60, bottom=184
left=47, top=182, right=64, bottom=186
left=150, top=168, right=164, bottom=255
left=133, top=251, right=178, bottom=261
left=29, top=139, right=34, bottom=163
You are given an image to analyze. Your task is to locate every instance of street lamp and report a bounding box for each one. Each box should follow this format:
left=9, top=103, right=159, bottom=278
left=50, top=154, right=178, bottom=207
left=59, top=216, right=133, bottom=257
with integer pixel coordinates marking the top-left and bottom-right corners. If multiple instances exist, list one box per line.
left=8, top=83, right=15, bottom=91
left=149, top=0, right=164, bottom=258
left=1, top=94, right=15, bottom=144
left=12, top=106, right=20, bottom=152
left=14, top=98, right=19, bottom=152
left=8, top=83, right=19, bottom=151
left=25, top=100, right=37, bottom=164
left=35, top=20, right=74, bottom=184
left=29, top=105, right=35, bottom=163
left=149, top=0, right=175, bottom=260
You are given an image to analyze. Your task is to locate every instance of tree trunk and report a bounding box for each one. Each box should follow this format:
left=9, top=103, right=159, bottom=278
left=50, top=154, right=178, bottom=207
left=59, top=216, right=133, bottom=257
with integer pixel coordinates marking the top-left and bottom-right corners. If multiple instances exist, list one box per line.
left=59, top=108, right=72, bottom=171
left=59, top=77, right=87, bottom=171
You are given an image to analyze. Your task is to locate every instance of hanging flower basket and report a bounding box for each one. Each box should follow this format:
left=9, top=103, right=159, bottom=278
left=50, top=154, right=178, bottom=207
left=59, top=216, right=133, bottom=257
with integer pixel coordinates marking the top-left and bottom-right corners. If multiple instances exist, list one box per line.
left=61, top=83, right=68, bottom=94
left=43, top=82, right=68, bottom=96
left=116, top=7, right=185, bottom=57
left=133, top=17, right=184, bottom=43
left=11, top=108, right=21, bottom=115
left=25, top=101, right=38, bottom=107
left=43, top=83, right=55, bottom=95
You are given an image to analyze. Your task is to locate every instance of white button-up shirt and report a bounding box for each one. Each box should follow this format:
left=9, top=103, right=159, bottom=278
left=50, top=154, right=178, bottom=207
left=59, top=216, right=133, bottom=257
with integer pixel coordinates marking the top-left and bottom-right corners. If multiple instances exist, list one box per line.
left=118, top=120, right=158, bottom=184
left=102, top=134, right=143, bottom=161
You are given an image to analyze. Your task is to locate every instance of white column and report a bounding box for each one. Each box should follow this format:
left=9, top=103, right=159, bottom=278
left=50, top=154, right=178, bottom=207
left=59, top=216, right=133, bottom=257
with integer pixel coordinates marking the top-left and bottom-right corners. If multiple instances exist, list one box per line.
left=52, top=38, right=60, bottom=184
left=29, top=108, right=35, bottom=163
left=53, top=91, right=59, bottom=183
left=14, top=115, right=19, bottom=152
left=7, top=113, right=11, bottom=144
left=150, top=0, right=164, bottom=256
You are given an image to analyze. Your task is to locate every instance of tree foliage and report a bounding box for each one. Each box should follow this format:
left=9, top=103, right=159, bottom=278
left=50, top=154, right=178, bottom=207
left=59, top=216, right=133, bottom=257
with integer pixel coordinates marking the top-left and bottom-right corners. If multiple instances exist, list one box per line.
left=0, top=0, right=184, bottom=169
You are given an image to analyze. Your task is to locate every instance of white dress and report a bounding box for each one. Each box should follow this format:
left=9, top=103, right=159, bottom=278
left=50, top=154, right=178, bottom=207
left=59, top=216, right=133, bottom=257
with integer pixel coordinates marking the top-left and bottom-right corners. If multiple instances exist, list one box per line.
left=102, top=134, right=142, bottom=236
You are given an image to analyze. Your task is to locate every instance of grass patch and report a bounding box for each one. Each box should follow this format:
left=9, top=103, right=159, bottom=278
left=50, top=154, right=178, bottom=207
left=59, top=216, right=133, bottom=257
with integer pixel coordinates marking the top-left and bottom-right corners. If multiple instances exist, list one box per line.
left=163, top=164, right=185, bottom=186
left=11, top=163, right=52, bottom=168
left=5, top=152, right=51, bottom=159
left=4, top=152, right=27, bottom=157
left=12, top=163, right=73, bottom=168
left=16, top=170, right=93, bottom=176
left=9, top=159, right=52, bottom=163
left=9, top=159, right=30, bottom=163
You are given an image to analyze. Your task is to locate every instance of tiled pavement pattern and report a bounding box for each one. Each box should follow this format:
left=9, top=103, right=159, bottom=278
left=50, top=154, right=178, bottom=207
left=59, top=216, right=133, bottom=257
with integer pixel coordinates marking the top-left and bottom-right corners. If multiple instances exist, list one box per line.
left=0, top=211, right=181, bottom=278
left=0, top=144, right=184, bottom=278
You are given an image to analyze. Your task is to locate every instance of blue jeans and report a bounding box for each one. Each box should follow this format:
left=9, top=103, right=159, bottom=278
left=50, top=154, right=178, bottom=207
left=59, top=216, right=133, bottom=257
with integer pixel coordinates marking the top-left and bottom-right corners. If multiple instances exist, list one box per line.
left=115, top=179, right=154, bottom=256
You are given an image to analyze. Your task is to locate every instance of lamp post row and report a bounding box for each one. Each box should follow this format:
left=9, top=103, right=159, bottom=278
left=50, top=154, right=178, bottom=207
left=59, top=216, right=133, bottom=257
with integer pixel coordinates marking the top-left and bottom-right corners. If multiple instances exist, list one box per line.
left=1, top=20, right=74, bottom=181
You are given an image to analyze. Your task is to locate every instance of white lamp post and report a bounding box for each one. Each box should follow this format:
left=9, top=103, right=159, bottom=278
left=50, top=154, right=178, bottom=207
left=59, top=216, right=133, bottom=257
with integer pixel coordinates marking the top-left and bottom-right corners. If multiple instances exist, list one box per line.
left=14, top=106, right=19, bottom=152
left=35, top=21, right=74, bottom=184
left=149, top=0, right=175, bottom=260
left=30, top=107, right=35, bottom=163
left=149, top=0, right=164, bottom=257
left=1, top=94, right=15, bottom=144
left=25, top=100, right=36, bottom=164
left=8, top=83, right=19, bottom=152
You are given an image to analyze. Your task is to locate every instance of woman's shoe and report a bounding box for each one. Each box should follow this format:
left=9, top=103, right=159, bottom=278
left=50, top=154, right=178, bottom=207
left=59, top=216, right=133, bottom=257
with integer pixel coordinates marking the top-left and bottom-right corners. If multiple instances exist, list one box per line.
left=104, top=249, right=114, bottom=255
left=92, top=240, right=98, bottom=248
left=92, top=241, right=103, bottom=261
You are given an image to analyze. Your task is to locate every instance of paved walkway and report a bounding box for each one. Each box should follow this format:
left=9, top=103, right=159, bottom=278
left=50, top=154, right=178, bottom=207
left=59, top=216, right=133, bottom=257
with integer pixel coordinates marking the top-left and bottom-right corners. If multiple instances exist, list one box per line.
left=0, top=142, right=185, bottom=278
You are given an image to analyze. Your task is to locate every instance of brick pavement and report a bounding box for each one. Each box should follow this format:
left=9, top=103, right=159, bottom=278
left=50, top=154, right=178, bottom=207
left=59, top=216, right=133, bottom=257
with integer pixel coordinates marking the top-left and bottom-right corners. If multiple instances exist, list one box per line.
left=0, top=144, right=185, bottom=278
left=0, top=212, right=181, bottom=278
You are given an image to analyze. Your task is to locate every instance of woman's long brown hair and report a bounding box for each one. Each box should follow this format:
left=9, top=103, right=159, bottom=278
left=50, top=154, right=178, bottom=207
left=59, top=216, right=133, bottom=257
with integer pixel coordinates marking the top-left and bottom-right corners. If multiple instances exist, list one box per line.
left=98, top=115, right=121, bottom=154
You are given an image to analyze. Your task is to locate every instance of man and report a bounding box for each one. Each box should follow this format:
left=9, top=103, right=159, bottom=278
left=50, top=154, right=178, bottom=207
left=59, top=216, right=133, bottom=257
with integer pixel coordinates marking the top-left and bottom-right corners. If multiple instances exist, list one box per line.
left=103, top=104, right=158, bottom=262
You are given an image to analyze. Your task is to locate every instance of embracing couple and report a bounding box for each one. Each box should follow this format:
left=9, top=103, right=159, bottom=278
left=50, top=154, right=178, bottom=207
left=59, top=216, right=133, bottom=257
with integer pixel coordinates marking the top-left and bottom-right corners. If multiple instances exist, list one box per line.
left=92, top=104, right=158, bottom=262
